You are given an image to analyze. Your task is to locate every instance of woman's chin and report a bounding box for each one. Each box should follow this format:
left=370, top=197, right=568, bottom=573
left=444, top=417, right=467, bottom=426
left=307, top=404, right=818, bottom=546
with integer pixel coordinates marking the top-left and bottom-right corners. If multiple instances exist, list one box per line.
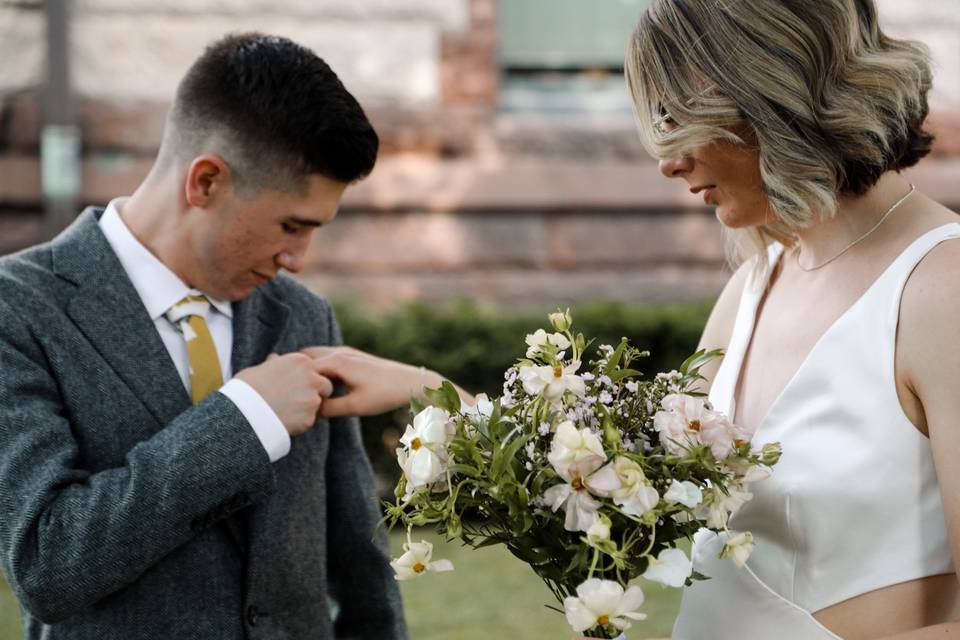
left=715, top=204, right=761, bottom=229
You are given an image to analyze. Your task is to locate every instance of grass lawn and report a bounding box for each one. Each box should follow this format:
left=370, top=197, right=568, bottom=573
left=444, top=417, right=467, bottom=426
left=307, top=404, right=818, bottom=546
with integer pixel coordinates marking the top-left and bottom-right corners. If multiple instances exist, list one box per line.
left=0, top=576, right=20, bottom=640
left=0, top=531, right=682, bottom=640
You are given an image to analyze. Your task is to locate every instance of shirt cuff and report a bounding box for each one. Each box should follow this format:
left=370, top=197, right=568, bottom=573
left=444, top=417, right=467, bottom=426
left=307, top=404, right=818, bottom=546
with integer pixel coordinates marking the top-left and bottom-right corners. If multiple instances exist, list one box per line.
left=219, top=378, right=291, bottom=462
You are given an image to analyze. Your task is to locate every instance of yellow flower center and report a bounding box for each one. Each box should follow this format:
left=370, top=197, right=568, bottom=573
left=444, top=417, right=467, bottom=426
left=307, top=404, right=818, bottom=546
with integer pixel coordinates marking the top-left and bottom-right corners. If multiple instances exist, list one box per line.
left=413, top=562, right=426, bottom=573
left=735, top=438, right=746, bottom=447
left=597, top=615, right=610, bottom=626
left=571, top=474, right=584, bottom=491
left=689, top=420, right=701, bottom=432
left=553, top=365, right=564, bottom=378
left=411, top=437, right=422, bottom=450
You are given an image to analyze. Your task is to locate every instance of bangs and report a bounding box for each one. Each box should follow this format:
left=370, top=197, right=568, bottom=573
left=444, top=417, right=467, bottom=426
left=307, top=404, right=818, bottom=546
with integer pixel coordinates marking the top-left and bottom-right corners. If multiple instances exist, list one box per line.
left=625, top=5, right=747, bottom=160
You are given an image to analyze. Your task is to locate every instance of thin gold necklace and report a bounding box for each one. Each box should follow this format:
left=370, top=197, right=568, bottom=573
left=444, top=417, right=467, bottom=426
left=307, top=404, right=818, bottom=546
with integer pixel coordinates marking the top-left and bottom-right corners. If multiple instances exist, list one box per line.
left=795, top=183, right=916, bottom=272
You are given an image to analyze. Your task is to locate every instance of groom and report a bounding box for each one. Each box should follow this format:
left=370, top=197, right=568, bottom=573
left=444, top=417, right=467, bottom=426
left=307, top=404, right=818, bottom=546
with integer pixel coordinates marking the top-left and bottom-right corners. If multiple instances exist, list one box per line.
left=0, top=33, right=407, bottom=639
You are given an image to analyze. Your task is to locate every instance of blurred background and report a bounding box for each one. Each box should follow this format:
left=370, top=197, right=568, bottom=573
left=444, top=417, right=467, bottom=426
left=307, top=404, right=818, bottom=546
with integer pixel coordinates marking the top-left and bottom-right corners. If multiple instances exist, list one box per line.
left=1, top=0, right=959, bottom=638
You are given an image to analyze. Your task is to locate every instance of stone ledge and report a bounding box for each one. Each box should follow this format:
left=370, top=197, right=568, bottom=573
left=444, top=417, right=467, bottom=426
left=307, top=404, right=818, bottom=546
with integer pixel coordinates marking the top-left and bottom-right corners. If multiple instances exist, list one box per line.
left=304, top=209, right=724, bottom=272
left=75, top=0, right=470, bottom=31
left=3, top=152, right=960, bottom=213
left=0, top=94, right=492, bottom=157
left=297, top=267, right=731, bottom=311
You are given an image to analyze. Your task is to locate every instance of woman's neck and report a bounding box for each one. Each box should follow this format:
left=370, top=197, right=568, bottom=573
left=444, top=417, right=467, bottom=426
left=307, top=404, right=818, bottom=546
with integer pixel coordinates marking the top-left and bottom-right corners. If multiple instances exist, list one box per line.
left=793, top=172, right=915, bottom=270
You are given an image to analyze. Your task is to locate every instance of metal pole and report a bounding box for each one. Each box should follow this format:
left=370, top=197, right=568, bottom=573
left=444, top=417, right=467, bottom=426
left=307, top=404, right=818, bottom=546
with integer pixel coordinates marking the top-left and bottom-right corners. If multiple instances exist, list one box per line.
left=43, top=0, right=80, bottom=239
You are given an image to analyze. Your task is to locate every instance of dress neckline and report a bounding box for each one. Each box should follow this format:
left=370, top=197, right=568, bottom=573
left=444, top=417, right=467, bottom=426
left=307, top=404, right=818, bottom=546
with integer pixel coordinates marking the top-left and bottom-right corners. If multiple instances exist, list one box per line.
left=726, top=223, right=960, bottom=436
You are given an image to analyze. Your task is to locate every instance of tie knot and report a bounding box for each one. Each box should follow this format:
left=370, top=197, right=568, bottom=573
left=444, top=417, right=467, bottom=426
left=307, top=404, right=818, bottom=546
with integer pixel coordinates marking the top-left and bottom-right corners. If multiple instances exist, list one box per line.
left=165, top=295, right=211, bottom=325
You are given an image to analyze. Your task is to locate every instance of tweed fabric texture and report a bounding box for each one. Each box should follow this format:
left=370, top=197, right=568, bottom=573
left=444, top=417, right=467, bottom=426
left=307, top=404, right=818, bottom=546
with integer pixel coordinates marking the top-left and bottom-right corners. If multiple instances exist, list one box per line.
left=0, top=209, right=408, bottom=639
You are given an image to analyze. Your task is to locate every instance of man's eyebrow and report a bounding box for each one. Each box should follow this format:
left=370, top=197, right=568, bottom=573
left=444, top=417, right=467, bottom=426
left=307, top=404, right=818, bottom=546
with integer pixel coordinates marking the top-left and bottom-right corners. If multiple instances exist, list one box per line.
left=286, top=216, right=324, bottom=228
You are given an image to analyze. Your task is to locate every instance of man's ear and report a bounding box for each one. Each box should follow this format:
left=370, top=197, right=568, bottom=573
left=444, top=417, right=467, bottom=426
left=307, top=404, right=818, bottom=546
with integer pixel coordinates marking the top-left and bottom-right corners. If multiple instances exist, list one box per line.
left=184, top=154, right=231, bottom=208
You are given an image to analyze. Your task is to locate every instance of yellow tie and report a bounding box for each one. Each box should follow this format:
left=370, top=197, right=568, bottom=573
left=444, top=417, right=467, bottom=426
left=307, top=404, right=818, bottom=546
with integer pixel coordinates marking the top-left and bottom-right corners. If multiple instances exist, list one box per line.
left=165, top=295, right=224, bottom=404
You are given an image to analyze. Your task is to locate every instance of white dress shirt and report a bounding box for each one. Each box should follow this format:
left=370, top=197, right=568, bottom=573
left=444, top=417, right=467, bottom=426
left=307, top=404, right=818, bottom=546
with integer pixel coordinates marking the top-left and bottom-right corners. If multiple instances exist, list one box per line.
left=99, top=198, right=291, bottom=462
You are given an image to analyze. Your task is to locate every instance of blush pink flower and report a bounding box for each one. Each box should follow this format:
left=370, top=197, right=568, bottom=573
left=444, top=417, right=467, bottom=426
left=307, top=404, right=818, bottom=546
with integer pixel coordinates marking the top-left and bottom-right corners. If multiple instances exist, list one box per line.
left=654, top=394, right=742, bottom=459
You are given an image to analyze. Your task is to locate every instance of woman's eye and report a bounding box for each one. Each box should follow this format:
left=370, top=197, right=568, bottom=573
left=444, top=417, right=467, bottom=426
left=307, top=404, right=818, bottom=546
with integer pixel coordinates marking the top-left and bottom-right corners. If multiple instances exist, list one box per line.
left=655, top=105, right=677, bottom=133
left=282, top=222, right=298, bottom=234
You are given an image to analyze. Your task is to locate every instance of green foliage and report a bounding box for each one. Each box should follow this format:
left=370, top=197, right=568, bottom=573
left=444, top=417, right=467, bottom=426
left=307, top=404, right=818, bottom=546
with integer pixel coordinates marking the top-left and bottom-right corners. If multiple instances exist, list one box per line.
left=335, top=298, right=713, bottom=488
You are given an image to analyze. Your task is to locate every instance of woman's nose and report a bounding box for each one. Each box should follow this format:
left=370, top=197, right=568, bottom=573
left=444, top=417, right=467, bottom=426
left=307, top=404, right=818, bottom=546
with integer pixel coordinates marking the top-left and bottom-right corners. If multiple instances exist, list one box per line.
left=659, top=154, right=694, bottom=178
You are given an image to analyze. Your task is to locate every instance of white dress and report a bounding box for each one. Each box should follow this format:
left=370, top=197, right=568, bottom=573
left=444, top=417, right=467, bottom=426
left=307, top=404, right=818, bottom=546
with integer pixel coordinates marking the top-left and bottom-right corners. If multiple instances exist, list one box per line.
left=672, top=224, right=960, bottom=639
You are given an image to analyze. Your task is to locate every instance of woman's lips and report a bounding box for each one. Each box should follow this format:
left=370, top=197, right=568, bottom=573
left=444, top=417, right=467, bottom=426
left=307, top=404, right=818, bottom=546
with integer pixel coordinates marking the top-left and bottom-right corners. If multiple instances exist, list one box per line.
left=703, top=187, right=716, bottom=205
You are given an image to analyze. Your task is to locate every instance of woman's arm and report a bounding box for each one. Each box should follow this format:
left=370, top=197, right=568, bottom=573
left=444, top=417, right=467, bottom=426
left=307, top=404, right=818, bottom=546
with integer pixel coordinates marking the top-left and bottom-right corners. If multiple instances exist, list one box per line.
left=892, top=238, right=960, bottom=637
left=302, top=345, right=474, bottom=417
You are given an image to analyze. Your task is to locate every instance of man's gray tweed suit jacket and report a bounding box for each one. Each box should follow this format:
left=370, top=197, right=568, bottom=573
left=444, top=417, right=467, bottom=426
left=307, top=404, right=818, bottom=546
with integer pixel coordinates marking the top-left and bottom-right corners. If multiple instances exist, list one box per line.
left=0, top=208, right=408, bottom=639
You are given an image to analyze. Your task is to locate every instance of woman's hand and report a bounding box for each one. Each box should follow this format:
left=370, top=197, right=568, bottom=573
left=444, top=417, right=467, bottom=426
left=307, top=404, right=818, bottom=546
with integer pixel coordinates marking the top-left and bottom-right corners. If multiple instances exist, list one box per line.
left=301, top=345, right=474, bottom=418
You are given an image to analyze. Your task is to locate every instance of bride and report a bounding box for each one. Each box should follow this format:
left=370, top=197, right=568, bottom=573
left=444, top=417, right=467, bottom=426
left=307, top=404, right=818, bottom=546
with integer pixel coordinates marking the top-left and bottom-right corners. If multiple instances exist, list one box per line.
left=308, top=0, right=960, bottom=637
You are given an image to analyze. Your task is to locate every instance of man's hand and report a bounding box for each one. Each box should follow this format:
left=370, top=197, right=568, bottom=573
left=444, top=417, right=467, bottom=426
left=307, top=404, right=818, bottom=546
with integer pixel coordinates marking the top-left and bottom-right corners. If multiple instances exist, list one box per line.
left=235, top=353, right=334, bottom=436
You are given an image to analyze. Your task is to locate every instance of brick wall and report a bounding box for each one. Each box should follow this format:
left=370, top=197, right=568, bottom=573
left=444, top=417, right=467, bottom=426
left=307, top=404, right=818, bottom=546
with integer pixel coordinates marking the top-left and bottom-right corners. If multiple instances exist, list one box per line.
left=2, top=0, right=959, bottom=308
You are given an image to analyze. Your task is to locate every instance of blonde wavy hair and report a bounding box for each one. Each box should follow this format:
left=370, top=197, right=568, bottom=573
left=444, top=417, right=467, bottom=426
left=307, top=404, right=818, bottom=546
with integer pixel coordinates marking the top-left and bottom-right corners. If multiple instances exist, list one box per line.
left=625, top=0, right=934, bottom=277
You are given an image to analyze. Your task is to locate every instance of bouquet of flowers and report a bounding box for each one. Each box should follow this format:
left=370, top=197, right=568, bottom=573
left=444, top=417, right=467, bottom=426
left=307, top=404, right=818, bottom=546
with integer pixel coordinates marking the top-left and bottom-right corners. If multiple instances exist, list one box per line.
left=385, top=310, right=781, bottom=639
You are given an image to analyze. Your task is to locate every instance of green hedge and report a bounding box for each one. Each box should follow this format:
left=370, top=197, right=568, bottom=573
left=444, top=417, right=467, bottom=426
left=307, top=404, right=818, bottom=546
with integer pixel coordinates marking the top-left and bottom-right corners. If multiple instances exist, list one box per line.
left=333, top=299, right=714, bottom=489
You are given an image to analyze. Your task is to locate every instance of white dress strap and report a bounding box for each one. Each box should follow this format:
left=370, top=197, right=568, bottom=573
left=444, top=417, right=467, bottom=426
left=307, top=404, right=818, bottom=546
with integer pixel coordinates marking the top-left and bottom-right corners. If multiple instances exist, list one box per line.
left=708, top=243, right=784, bottom=418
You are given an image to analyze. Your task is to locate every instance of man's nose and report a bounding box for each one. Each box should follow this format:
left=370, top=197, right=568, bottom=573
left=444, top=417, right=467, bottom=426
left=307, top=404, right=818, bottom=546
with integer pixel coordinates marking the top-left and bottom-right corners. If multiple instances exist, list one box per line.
left=276, top=246, right=306, bottom=273
left=659, top=154, right=694, bottom=178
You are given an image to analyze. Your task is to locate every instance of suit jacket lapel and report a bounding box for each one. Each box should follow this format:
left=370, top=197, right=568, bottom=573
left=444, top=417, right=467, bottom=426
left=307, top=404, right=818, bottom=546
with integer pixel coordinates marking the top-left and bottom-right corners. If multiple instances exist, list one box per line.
left=224, top=283, right=291, bottom=554
left=231, top=287, right=291, bottom=373
left=56, top=209, right=191, bottom=429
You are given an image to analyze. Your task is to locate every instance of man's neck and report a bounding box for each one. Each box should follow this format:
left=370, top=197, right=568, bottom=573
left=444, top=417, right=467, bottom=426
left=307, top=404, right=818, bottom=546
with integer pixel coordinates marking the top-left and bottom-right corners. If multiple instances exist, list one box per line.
left=121, top=175, right=198, bottom=289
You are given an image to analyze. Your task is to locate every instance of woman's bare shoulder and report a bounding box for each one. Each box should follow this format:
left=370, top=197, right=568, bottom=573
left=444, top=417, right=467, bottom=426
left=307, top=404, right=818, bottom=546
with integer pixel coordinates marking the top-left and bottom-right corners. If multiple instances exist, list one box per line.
left=694, top=260, right=753, bottom=392
left=897, top=213, right=960, bottom=391
left=699, top=260, right=752, bottom=351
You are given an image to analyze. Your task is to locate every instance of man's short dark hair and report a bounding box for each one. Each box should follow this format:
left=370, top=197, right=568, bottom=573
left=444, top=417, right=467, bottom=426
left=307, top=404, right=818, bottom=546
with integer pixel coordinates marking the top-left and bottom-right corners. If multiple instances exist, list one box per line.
left=164, top=32, right=379, bottom=192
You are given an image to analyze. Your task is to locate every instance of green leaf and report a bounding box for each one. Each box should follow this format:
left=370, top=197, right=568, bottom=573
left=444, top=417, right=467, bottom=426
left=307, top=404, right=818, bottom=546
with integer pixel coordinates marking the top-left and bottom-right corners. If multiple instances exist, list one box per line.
left=609, top=368, right=642, bottom=383
left=491, top=432, right=530, bottom=481
left=447, top=463, right=481, bottom=478
left=441, top=380, right=462, bottom=410
left=604, top=338, right=629, bottom=375
left=679, top=348, right=724, bottom=376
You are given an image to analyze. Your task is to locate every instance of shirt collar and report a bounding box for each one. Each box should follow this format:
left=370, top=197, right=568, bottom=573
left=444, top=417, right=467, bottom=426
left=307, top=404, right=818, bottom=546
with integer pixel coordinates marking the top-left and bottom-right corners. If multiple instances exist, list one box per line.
left=99, top=198, right=233, bottom=321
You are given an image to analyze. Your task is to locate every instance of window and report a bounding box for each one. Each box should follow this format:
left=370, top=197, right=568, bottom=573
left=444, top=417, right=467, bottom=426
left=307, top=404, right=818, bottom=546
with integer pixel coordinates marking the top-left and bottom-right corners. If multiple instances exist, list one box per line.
left=498, top=0, right=651, bottom=113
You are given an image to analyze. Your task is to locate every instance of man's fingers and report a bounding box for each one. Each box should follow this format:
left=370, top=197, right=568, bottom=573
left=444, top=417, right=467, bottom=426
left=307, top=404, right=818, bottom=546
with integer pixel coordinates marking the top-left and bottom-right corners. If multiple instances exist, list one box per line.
left=315, top=374, right=335, bottom=398
left=301, top=346, right=335, bottom=359
left=318, top=395, right=352, bottom=418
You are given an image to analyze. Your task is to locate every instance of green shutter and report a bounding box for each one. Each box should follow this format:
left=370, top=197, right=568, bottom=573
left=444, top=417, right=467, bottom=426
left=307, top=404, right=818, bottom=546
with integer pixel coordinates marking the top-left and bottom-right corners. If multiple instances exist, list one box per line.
left=499, top=0, right=652, bottom=69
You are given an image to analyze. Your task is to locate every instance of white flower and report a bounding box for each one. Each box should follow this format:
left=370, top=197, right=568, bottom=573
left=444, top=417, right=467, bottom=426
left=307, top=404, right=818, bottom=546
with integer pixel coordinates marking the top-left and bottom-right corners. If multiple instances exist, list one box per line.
left=720, top=531, right=755, bottom=568
left=705, top=486, right=753, bottom=529
left=398, top=407, right=452, bottom=489
left=739, top=465, right=772, bottom=484
left=586, top=456, right=660, bottom=517
left=390, top=539, right=454, bottom=580
left=542, top=475, right=604, bottom=532
left=547, top=421, right=606, bottom=479
left=519, top=362, right=586, bottom=405
left=542, top=424, right=610, bottom=532
left=587, top=518, right=611, bottom=542
left=563, top=579, right=647, bottom=632
left=664, top=480, right=703, bottom=509
left=525, top=328, right=571, bottom=358
left=549, top=310, right=572, bottom=332
left=624, top=380, right=639, bottom=393
left=642, top=548, right=693, bottom=587
left=461, top=393, right=494, bottom=419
